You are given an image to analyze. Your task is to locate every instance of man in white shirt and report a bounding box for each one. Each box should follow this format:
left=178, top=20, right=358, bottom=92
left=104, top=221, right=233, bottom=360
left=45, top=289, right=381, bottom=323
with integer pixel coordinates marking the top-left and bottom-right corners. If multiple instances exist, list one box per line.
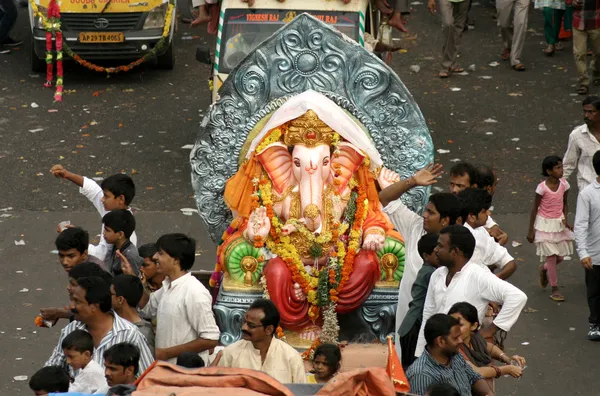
left=458, top=188, right=517, bottom=280
left=214, top=299, right=307, bottom=384
left=379, top=163, right=462, bottom=352
left=415, top=225, right=527, bottom=356
left=141, top=233, right=220, bottom=364
left=563, top=96, right=600, bottom=192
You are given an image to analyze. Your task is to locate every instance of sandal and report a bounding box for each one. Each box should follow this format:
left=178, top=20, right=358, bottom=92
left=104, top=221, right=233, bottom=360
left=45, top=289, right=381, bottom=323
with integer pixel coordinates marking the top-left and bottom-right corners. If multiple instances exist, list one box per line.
left=551, top=292, right=565, bottom=302
left=512, top=63, right=526, bottom=71
left=578, top=85, right=589, bottom=95
left=543, top=44, right=555, bottom=56
left=555, top=42, right=564, bottom=51
left=438, top=70, right=450, bottom=78
left=539, top=265, right=548, bottom=289
left=451, top=66, right=465, bottom=73
left=501, top=48, right=511, bottom=61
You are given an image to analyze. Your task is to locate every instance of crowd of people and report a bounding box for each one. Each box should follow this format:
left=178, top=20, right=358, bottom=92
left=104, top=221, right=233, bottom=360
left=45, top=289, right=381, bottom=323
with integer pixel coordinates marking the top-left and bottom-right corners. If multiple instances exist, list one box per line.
left=26, top=96, right=600, bottom=396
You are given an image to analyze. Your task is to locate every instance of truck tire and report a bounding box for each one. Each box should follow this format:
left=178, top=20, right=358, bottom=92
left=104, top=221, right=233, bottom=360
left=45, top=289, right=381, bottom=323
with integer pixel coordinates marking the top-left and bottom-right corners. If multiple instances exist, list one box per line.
left=156, top=41, right=175, bottom=70
left=30, top=39, right=46, bottom=73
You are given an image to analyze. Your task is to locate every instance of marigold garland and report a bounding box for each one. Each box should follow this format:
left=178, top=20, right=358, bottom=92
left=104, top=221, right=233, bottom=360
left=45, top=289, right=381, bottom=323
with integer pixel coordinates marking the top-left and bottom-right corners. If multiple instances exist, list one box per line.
left=256, top=125, right=286, bottom=153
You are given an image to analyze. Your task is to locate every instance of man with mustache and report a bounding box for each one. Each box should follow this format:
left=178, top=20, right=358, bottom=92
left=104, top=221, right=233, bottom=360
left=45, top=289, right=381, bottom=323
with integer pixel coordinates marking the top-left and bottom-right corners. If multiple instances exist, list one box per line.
left=40, top=261, right=112, bottom=326
left=44, top=277, right=154, bottom=375
left=563, top=96, right=600, bottom=193
left=212, top=299, right=307, bottom=384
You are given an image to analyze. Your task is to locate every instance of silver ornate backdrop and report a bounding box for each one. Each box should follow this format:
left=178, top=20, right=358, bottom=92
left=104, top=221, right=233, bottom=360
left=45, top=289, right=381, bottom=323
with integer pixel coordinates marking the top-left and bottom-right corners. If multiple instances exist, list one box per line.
left=190, top=13, right=434, bottom=243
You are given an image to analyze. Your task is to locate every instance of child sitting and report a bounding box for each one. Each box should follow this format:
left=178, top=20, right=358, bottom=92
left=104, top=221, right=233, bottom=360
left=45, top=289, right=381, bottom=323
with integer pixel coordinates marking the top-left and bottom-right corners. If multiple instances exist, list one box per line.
left=62, top=330, right=108, bottom=393
left=307, top=343, right=342, bottom=384
left=398, top=232, right=440, bottom=368
left=29, top=366, right=70, bottom=395
left=102, top=210, right=143, bottom=276
left=50, top=166, right=137, bottom=261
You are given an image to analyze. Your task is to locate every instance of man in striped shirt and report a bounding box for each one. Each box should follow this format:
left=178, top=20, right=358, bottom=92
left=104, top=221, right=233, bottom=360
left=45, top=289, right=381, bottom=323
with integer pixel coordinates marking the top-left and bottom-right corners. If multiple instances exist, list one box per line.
left=407, top=314, right=494, bottom=396
left=44, top=277, right=154, bottom=375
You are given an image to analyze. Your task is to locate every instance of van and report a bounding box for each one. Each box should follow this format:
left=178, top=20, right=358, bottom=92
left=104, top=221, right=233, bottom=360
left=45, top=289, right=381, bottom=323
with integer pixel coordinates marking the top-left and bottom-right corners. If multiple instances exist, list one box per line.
left=28, top=0, right=176, bottom=72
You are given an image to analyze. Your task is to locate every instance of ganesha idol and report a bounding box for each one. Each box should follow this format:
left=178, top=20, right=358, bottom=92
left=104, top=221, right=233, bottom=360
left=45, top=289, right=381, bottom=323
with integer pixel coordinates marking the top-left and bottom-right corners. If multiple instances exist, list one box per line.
left=211, top=91, right=406, bottom=347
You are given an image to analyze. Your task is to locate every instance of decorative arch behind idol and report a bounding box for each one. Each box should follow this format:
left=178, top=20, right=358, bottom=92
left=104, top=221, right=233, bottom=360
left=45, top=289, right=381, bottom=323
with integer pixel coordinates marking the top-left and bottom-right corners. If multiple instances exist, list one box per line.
left=191, top=13, right=434, bottom=243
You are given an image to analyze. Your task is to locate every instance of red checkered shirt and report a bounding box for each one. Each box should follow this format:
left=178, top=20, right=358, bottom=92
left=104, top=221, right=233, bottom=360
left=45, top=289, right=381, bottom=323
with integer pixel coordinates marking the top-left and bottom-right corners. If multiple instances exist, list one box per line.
left=571, top=0, right=600, bottom=31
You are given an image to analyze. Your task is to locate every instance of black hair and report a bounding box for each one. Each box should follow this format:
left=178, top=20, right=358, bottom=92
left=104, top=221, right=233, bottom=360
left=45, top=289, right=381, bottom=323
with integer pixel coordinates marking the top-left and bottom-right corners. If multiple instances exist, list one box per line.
left=138, top=243, right=158, bottom=259
left=55, top=227, right=89, bottom=254
left=176, top=352, right=206, bottom=368
left=448, top=301, right=480, bottom=328
left=424, top=313, right=460, bottom=347
left=427, top=383, right=460, bottom=396
left=249, top=298, right=280, bottom=331
left=69, top=262, right=113, bottom=285
left=112, top=274, right=144, bottom=307
left=103, top=342, right=140, bottom=374
left=77, top=276, right=113, bottom=313
left=593, top=151, right=600, bottom=176
left=102, top=209, right=136, bottom=239
left=457, top=188, right=492, bottom=223
left=541, top=156, right=562, bottom=177
left=428, top=193, right=462, bottom=225
left=61, top=329, right=94, bottom=353
left=439, top=225, right=476, bottom=259
left=29, top=366, right=70, bottom=393
left=100, top=174, right=136, bottom=206
left=418, top=233, right=439, bottom=258
left=449, top=162, right=478, bottom=186
left=313, top=343, right=342, bottom=369
left=155, top=233, right=196, bottom=271
left=475, top=164, right=496, bottom=190
left=583, top=95, right=600, bottom=107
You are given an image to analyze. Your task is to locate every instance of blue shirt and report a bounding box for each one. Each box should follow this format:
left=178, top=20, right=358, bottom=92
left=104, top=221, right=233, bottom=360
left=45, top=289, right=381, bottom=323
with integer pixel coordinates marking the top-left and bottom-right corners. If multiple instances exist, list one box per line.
left=406, top=348, right=483, bottom=396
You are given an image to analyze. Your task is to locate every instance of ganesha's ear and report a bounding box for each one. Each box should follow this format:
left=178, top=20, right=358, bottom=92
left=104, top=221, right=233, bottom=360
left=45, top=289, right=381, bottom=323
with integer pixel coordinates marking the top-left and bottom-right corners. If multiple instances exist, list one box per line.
left=332, top=142, right=366, bottom=192
left=256, top=142, right=294, bottom=194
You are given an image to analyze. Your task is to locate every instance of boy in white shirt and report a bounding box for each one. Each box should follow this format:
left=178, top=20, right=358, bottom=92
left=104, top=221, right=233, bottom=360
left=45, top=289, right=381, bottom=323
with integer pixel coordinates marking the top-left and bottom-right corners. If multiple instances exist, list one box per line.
left=50, top=165, right=138, bottom=261
left=458, top=188, right=517, bottom=280
left=62, top=329, right=109, bottom=394
left=140, top=233, right=220, bottom=364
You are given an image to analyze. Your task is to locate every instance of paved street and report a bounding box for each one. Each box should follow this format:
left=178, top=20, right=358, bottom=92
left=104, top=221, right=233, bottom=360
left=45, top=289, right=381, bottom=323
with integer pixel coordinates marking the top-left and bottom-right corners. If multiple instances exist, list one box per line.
left=1, top=1, right=598, bottom=394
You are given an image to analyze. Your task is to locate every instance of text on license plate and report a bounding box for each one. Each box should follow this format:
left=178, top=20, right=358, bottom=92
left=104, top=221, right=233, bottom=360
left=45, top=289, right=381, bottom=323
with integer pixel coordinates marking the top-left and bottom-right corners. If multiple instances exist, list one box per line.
left=79, top=32, right=124, bottom=43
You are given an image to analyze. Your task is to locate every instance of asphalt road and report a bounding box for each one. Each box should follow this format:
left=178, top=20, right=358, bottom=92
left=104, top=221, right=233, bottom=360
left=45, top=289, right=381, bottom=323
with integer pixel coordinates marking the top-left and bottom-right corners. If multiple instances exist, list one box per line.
left=1, top=1, right=598, bottom=394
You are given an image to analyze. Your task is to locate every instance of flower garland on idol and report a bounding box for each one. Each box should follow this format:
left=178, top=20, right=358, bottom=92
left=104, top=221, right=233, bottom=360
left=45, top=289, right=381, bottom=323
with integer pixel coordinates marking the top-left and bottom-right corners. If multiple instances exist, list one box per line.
left=28, top=0, right=174, bottom=101
left=253, top=130, right=369, bottom=359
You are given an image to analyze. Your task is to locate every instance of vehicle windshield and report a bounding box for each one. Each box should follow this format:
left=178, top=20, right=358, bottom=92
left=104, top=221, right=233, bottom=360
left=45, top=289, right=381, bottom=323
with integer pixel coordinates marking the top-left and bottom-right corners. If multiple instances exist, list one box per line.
left=218, top=9, right=360, bottom=73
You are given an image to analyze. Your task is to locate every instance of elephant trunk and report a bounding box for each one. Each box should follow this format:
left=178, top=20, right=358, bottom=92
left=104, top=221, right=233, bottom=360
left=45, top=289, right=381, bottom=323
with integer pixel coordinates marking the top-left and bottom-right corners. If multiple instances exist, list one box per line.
left=299, top=171, right=324, bottom=232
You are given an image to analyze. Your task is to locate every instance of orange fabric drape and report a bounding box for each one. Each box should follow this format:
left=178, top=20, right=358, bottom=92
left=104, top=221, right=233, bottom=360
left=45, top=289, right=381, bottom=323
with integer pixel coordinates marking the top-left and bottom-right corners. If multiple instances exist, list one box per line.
left=386, top=336, right=410, bottom=393
left=357, top=165, right=394, bottom=233
left=223, top=158, right=262, bottom=218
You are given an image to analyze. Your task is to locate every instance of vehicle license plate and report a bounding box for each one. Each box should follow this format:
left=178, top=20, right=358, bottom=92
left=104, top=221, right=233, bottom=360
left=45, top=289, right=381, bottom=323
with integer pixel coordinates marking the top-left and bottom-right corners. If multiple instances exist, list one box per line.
left=79, top=32, right=125, bottom=43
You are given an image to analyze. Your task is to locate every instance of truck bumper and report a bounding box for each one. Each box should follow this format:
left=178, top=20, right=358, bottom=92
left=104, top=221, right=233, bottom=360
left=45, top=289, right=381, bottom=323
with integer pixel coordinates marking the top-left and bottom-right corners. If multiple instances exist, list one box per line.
left=32, top=28, right=171, bottom=60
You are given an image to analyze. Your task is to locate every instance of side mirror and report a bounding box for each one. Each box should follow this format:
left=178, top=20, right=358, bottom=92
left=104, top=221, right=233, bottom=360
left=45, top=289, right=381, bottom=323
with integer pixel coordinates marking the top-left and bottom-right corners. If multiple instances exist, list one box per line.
left=196, top=45, right=212, bottom=65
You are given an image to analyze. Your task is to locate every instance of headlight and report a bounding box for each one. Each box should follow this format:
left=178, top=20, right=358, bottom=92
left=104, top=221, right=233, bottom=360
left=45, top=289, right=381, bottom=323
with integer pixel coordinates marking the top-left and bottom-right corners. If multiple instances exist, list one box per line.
left=143, top=3, right=167, bottom=29
left=33, top=5, right=48, bottom=29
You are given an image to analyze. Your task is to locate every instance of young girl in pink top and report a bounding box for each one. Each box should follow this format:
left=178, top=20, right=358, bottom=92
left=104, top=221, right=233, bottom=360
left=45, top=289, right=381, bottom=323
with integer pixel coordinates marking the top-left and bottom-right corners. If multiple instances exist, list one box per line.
left=527, top=156, right=574, bottom=302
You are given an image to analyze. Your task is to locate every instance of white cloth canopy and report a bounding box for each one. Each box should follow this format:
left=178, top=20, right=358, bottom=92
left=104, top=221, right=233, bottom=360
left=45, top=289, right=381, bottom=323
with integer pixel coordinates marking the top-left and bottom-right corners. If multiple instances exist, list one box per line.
left=246, top=90, right=383, bottom=171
